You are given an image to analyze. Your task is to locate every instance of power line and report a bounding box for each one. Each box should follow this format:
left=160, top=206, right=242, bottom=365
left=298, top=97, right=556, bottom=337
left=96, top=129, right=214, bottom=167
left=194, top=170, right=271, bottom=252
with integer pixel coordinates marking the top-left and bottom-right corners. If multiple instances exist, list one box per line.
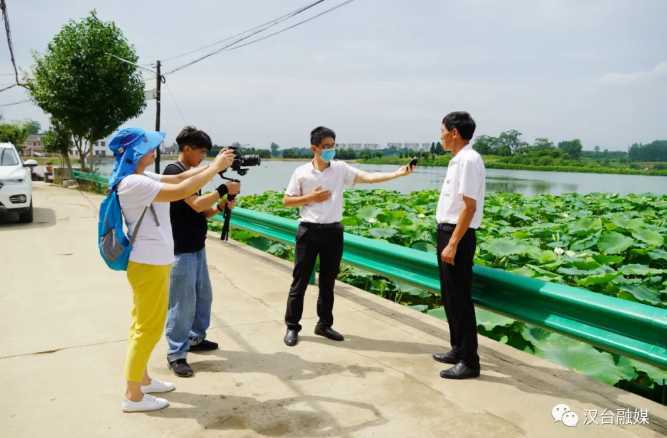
left=107, top=53, right=157, bottom=74
left=0, top=98, right=30, bottom=107
left=228, top=0, right=355, bottom=53
left=0, top=83, right=16, bottom=92
left=0, top=0, right=24, bottom=87
left=164, top=0, right=331, bottom=75
left=161, top=0, right=326, bottom=63
left=163, top=82, right=188, bottom=125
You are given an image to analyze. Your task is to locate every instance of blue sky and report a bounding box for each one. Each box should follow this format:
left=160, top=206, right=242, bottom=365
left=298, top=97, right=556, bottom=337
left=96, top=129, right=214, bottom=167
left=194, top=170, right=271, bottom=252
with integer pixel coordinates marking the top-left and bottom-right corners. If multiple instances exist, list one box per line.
left=1, top=0, right=666, bottom=150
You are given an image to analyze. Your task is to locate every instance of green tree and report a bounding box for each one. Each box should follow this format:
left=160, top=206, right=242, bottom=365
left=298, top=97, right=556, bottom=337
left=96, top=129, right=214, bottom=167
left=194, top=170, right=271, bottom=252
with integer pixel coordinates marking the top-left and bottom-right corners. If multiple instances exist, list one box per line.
left=28, top=11, right=145, bottom=170
left=531, top=137, right=555, bottom=150
left=42, top=118, right=73, bottom=173
left=270, top=142, right=280, bottom=158
left=24, top=120, right=41, bottom=135
left=558, top=139, right=583, bottom=160
left=497, top=129, right=527, bottom=155
left=0, top=122, right=29, bottom=151
left=628, top=140, right=667, bottom=162
left=472, top=135, right=496, bottom=155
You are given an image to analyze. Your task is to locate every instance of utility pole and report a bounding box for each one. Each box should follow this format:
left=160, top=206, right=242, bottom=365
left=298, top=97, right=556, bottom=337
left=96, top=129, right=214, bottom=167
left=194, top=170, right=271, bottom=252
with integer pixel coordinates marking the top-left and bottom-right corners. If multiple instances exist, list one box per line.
left=155, top=60, right=163, bottom=173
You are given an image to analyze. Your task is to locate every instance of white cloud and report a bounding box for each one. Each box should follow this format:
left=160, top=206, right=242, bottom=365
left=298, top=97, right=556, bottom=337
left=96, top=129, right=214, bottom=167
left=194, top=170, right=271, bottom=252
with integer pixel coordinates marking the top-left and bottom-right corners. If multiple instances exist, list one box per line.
left=3, top=0, right=667, bottom=150
left=600, top=61, right=667, bottom=85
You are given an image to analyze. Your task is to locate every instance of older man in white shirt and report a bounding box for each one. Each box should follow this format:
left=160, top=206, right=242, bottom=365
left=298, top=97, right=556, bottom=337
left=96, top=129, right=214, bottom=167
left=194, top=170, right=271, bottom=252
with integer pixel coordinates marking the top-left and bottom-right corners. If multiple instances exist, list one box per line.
left=432, top=111, right=486, bottom=380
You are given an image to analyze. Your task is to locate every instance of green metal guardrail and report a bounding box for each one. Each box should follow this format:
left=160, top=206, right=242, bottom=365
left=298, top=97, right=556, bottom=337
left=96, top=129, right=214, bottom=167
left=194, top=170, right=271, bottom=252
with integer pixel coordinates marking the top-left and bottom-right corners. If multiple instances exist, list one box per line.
left=71, top=171, right=667, bottom=368
left=72, top=170, right=107, bottom=187
left=220, top=207, right=667, bottom=369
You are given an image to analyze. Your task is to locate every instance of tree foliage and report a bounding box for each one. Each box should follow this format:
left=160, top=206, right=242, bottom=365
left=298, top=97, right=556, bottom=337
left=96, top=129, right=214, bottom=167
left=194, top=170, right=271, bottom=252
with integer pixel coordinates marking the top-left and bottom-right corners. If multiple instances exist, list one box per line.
left=558, top=139, right=583, bottom=159
left=0, top=123, right=27, bottom=149
left=629, top=140, right=667, bottom=162
left=28, top=11, right=145, bottom=169
left=42, top=118, right=74, bottom=172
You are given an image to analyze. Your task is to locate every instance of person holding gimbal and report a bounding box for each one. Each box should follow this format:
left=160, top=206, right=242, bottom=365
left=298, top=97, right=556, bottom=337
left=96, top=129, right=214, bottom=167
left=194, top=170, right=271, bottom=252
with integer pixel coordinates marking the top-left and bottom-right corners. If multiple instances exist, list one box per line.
left=163, top=127, right=240, bottom=378
left=110, top=127, right=234, bottom=412
left=282, top=126, right=415, bottom=347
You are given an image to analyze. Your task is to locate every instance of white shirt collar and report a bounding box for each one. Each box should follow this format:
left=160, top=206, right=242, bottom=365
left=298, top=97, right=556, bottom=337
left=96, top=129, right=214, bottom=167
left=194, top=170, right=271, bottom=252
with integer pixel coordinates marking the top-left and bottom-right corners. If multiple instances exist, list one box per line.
left=450, top=143, right=473, bottom=163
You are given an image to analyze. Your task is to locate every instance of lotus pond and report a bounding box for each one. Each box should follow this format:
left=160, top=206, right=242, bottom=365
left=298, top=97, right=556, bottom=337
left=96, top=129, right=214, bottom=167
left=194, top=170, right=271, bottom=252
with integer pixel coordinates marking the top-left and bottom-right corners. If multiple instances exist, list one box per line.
left=210, top=189, right=667, bottom=404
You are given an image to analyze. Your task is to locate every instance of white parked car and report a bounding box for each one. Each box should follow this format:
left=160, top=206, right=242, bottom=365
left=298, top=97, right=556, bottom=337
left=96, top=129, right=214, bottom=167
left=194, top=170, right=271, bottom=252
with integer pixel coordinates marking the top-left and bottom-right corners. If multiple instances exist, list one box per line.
left=0, top=142, right=35, bottom=223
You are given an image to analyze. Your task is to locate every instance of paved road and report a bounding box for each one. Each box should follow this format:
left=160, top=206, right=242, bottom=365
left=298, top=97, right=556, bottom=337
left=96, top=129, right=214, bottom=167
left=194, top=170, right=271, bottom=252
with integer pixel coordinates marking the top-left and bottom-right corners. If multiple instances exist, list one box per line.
left=1, top=183, right=665, bottom=437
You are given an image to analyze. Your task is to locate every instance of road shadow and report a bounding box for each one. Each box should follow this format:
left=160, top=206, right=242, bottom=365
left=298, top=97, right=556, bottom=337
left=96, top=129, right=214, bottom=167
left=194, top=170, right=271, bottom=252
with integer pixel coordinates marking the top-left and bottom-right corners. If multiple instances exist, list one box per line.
left=190, top=349, right=384, bottom=381
left=146, top=392, right=386, bottom=437
left=300, top=334, right=442, bottom=356
left=0, top=207, right=56, bottom=230
left=331, top=283, right=667, bottom=435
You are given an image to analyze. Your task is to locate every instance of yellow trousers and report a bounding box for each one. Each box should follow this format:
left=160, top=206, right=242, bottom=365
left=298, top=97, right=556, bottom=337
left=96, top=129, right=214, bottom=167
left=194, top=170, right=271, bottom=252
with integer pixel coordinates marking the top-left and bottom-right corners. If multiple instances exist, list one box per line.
left=125, top=261, right=171, bottom=382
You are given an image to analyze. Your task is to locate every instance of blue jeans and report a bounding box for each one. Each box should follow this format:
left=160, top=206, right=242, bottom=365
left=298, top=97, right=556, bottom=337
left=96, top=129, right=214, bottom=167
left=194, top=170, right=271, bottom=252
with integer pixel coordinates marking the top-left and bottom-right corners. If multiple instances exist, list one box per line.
left=165, top=248, right=213, bottom=362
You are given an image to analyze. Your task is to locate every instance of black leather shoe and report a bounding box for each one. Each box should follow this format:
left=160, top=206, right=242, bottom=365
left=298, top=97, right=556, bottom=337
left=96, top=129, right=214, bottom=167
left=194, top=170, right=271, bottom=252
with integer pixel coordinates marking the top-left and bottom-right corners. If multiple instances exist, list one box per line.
left=314, top=325, right=344, bottom=341
left=284, top=329, right=299, bottom=347
left=168, top=358, right=194, bottom=378
left=432, top=351, right=460, bottom=365
left=189, top=339, right=219, bottom=352
left=440, top=361, right=480, bottom=380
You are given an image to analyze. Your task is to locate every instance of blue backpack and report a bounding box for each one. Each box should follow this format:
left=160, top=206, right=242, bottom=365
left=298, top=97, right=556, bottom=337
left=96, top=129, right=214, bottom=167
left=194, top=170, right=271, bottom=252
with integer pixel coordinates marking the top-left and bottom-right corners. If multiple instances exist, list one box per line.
left=98, top=185, right=158, bottom=271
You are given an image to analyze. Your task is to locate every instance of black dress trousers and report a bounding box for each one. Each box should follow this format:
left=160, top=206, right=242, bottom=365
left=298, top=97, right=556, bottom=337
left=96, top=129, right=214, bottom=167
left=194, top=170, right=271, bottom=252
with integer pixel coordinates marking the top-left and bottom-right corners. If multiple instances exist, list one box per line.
left=285, top=222, right=344, bottom=332
left=436, top=224, right=480, bottom=368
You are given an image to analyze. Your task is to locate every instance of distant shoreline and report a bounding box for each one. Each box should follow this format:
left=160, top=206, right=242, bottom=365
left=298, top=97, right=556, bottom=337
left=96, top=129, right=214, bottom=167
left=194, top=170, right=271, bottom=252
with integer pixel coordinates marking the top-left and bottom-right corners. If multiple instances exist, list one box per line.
left=360, top=156, right=667, bottom=177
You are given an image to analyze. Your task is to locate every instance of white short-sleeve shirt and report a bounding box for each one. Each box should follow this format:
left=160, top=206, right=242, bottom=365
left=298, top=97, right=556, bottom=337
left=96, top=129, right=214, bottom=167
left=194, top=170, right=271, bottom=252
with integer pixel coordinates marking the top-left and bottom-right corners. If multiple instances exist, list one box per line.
left=118, top=171, right=175, bottom=265
left=285, top=160, right=359, bottom=223
left=436, top=145, right=486, bottom=229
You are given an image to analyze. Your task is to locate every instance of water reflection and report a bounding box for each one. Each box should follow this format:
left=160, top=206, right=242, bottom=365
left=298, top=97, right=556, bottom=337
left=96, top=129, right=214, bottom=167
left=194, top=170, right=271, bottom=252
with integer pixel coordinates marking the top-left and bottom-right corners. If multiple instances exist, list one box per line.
left=486, top=176, right=578, bottom=195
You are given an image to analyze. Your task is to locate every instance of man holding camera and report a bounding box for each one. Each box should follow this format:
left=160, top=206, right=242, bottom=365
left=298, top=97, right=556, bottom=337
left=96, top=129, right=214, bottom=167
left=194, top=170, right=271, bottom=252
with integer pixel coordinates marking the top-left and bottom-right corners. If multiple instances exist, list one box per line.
left=163, top=126, right=240, bottom=377
left=432, top=111, right=485, bottom=380
left=282, top=126, right=415, bottom=347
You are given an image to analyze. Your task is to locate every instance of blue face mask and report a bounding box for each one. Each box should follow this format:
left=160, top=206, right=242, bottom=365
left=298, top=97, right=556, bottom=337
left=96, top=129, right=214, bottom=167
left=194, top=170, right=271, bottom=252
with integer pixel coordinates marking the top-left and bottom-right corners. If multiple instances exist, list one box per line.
left=321, top=148, right=336, bottom=162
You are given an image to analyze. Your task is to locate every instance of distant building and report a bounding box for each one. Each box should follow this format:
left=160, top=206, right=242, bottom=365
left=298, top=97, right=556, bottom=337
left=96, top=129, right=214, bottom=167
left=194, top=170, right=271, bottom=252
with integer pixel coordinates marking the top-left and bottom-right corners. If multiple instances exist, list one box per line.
left=22, top=134, right=45, bottom=156
left=68, top=137, right=113, bottom=157
left=161, top=142, right=178, bottom=154
left=92, top=139, right=109, bottom=157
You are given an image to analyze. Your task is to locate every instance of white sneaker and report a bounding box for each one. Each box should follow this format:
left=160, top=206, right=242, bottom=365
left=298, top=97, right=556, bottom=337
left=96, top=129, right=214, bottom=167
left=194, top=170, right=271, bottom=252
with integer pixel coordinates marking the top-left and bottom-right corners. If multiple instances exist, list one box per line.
left=122, top=394, right=169, bottom=412
left=141, top=378, right=176, bottom=394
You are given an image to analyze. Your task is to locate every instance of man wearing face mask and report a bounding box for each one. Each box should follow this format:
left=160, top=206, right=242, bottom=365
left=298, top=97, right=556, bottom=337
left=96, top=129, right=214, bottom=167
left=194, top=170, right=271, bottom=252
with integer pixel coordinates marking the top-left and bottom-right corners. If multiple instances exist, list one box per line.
left=281, top=126, right=415, bottom=346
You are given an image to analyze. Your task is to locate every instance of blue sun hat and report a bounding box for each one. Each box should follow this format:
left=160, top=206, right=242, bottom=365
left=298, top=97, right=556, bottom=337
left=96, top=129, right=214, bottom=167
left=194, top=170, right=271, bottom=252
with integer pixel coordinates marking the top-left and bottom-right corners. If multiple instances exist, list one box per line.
left=107, top=127, right=166, bottom=189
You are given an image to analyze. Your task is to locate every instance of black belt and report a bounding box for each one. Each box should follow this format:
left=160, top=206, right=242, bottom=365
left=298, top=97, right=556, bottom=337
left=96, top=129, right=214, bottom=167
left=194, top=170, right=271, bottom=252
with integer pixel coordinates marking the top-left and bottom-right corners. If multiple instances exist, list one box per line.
left=438, top=223, right=476, bottom=232
left=300, top=221, right=341, bottom=230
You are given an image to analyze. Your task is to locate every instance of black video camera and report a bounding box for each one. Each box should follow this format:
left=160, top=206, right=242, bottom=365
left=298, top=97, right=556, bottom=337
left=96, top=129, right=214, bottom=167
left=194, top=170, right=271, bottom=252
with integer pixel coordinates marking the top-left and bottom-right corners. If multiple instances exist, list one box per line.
left=218, top=145, right=261, bottom=241
left=226, top=145, right=261, bottom=176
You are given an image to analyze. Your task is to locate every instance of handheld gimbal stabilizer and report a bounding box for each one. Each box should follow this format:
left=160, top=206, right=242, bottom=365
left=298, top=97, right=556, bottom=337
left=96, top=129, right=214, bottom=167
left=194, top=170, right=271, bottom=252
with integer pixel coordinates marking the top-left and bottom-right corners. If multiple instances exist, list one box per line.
left=218, top=146, right=261, bottom=240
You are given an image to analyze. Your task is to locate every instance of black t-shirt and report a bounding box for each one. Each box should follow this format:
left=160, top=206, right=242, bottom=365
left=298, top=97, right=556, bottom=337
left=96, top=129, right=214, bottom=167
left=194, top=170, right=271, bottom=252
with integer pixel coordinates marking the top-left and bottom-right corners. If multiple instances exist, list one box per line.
left=163, top=162, right=208, bottom=254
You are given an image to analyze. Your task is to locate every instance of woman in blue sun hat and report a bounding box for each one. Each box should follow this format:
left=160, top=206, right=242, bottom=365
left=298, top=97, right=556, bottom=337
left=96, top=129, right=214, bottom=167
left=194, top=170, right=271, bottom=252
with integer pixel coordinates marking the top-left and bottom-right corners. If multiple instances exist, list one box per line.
left=108, top=127, right=234, bottom=412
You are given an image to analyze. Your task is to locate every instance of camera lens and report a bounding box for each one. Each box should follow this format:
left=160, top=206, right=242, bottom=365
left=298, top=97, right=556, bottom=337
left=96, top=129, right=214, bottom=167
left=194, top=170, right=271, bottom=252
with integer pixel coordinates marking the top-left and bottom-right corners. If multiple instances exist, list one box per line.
left=240, top=155, right=261, bottom=167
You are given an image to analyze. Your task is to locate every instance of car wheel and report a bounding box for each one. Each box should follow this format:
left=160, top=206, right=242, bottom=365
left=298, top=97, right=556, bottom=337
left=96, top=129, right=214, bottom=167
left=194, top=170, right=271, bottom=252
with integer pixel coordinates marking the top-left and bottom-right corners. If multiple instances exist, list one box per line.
left=19, top=201, right=33, bottom=223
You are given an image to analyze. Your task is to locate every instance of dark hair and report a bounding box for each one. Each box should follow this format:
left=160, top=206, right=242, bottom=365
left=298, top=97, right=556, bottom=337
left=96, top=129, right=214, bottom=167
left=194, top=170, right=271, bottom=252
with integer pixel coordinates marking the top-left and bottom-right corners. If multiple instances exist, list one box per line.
left=176, top=126, right=212, bottom=151
left=310, top=126, right=336, bottom=146
left=442, top=112, right=476, bottom=141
